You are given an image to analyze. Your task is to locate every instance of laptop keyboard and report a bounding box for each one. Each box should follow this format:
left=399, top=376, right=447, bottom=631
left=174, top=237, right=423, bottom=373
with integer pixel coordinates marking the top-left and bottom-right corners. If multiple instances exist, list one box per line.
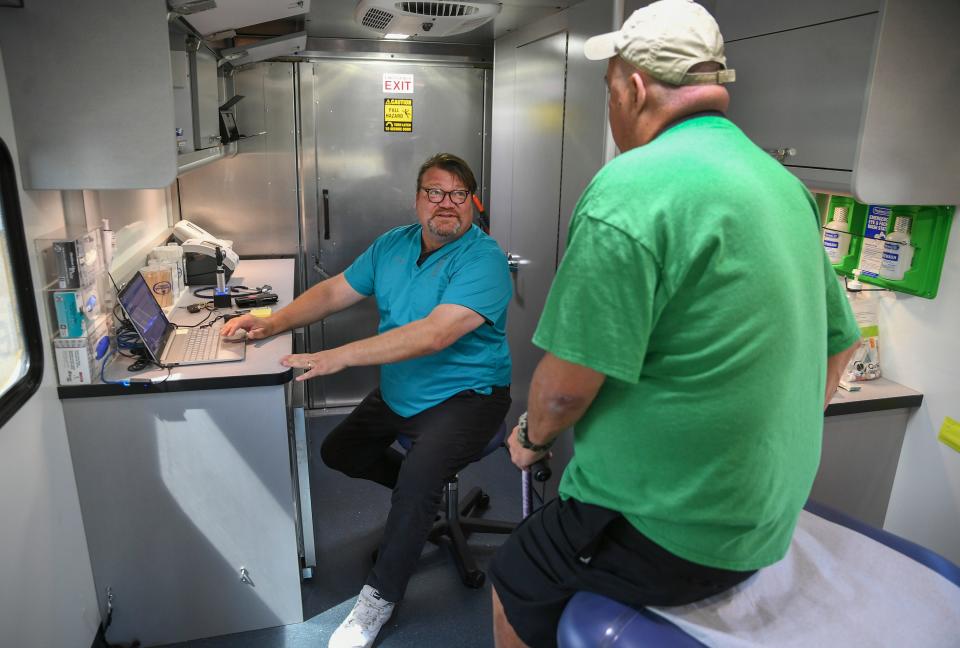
left=183, top=327, right=219, bottom=362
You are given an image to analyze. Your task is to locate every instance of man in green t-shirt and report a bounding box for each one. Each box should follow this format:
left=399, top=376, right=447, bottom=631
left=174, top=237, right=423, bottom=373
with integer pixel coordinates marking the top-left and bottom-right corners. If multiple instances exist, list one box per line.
left=489, top=2, right=860, bottom=647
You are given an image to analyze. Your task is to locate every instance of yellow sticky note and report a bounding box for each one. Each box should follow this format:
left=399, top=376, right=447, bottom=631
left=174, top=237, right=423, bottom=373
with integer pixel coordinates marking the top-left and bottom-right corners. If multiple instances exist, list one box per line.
left=938, top=416, right=960, bottom=453
left=250, top=307, right=273, bottom=318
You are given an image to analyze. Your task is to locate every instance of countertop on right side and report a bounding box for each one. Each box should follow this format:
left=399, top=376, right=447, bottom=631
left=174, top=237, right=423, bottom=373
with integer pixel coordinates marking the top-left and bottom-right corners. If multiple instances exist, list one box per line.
left=826, top=377, right=923, bottom=417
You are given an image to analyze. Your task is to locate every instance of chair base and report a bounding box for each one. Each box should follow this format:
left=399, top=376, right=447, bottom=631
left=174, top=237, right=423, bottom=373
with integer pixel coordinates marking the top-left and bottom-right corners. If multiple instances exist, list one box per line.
left=370, top=484, right=517, bottom=589
left=428, top=485, right=516, bottom=589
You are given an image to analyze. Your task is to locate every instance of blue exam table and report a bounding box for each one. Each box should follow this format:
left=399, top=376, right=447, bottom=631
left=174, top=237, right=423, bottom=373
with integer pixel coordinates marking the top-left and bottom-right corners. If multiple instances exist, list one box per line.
left=557, top=500, right=960, bottom=647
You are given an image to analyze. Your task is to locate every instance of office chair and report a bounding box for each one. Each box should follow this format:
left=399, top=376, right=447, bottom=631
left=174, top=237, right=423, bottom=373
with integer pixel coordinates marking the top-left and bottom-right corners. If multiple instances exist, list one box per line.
left=397, top=422, right=514, bottom=588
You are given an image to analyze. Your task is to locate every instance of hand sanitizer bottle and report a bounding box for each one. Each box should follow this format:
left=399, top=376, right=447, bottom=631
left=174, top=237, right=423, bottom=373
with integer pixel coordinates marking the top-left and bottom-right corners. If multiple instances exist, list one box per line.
left=823, top=206, right=851, bottom=264
left=879, top=216, right=914, bottom=281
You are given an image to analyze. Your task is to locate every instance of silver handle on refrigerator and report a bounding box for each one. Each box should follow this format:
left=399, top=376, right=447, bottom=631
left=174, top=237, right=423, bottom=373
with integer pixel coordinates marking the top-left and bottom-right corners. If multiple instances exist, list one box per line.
left=314, top=189, right=332, bottom=278
left=321, top=189, right=330, bottom=240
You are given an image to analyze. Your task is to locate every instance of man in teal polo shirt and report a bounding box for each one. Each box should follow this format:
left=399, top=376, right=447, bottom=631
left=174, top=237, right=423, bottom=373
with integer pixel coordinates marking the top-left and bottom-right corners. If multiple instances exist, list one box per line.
left=220, top=153, right=512, bottom=648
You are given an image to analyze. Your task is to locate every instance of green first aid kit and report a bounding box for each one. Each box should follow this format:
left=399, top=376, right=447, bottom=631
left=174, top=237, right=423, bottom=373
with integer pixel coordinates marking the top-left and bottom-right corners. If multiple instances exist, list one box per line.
left=818, top=194, right=954, bottom=299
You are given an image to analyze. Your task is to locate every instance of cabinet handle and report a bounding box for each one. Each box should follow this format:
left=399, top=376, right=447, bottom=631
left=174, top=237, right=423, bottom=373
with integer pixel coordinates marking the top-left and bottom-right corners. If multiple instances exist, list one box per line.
left=765, top=147, right=797, bottom=163
left=239, top=567, right=255, bottom=587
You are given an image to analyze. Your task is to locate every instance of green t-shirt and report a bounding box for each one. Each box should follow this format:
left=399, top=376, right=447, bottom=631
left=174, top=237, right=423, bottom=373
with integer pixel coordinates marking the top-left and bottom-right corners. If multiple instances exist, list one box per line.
left=534, top=116, right=860, bottom=571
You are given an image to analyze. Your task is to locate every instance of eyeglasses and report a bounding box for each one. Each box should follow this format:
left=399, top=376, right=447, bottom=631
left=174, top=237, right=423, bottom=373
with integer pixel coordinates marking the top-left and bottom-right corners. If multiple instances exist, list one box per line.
left=419, top=187, right=471, bottom=205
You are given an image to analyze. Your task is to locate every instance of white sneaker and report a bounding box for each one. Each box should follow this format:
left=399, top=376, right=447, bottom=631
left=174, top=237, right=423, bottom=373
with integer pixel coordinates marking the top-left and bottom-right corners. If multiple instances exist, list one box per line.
left=328, top=585, right=395, bottom=648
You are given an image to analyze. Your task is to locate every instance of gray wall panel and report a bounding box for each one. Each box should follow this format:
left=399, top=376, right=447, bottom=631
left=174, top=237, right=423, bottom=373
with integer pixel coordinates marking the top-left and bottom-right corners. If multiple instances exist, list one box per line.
left=491, top=0, right=614, bottom=496
left=557, top=0, right=617, bottom=254
left=713, top=0, right=880, bottom=41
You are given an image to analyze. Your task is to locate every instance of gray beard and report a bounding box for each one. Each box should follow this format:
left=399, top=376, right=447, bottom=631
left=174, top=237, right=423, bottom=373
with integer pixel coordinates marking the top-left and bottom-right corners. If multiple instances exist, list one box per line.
left=427, top=216, right=462, bottom=239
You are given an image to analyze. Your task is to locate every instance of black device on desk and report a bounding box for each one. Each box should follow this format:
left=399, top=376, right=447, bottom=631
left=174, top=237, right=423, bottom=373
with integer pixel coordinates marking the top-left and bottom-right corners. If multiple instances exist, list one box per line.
left=212, top=246, right=233, bottom=309
left=234, top=292, right=279, bottom=308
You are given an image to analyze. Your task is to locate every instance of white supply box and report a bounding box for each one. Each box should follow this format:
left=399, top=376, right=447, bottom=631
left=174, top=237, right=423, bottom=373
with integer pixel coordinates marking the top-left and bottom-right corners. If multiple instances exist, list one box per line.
left=53, top=318, right=109, bottom=385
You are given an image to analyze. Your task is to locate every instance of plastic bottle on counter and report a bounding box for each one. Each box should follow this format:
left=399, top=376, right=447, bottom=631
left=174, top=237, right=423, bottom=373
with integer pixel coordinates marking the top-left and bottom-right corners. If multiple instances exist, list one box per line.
left=843, top=270, right=881, bottom=381
left=879, top=215, right=914, bottom=281
left=823, top=206, right=851, bottom=264
left=100, top=219, right=115, bottom=272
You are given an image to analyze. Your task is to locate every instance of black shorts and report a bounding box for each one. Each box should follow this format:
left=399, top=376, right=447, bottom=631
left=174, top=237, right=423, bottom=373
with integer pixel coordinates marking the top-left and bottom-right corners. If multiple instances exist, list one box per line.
left=489, top=497, right=756, bottom=648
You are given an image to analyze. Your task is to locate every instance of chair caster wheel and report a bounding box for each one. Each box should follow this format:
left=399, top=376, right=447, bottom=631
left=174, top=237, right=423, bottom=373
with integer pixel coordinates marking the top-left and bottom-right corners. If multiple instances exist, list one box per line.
left=476, top=493, right=491, bottom=510
left=464, top=570, right=485, bottom=588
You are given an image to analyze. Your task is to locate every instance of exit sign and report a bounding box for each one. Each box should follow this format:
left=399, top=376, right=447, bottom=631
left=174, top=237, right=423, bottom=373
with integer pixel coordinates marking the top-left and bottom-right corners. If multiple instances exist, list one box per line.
left=383, top=73, right=414, bottom=94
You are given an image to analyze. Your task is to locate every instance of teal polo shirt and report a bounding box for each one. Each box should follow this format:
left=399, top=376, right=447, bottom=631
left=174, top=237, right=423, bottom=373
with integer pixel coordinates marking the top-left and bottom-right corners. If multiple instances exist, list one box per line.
left=343, top=223, right=512, bottom=417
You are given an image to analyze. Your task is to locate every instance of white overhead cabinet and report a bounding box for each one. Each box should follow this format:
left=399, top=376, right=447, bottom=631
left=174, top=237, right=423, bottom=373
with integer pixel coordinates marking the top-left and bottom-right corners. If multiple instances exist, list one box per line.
left=0, top=1, right=177, bottom=190
left=718, top=0, right=960, bottom=205
left=178, top=0, right=311, bottom=38
left=0, top=0, right=309, bottom=190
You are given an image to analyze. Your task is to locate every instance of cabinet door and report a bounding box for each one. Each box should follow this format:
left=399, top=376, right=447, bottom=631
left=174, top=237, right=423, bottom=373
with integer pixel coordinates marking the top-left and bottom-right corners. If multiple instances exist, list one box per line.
left=0, top=1, right=177, bottom=189
left=853, top=0, right=960, bottom=204
left=191, top=46, right=222, bottom=150
left=62, top=387, right=303, bottom=646
left=724, top=14, right=878, bottom=187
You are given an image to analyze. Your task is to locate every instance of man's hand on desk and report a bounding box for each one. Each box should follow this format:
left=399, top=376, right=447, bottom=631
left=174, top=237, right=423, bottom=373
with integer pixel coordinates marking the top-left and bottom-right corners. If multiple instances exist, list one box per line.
left=220, top=314, right=278, bottom=340
left=282, top=350, right=347, bottom=381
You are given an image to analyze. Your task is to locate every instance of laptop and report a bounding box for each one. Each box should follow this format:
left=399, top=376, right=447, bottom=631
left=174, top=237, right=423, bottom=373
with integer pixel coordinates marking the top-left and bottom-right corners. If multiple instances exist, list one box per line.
left=117, top=271, right=245, bottom=368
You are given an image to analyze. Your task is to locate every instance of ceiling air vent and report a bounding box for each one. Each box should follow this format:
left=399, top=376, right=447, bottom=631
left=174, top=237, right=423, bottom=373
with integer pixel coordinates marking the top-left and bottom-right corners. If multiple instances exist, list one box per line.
left=354, top=0, right=500, bottom=38
left=397, top=2, right=479, bottom=17
left=361, top=7, right=395, bottom=30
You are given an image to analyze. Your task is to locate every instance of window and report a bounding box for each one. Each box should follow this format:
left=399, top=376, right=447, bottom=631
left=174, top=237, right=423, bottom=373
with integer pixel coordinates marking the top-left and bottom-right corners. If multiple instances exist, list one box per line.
left=0, top=136, right=42, bottom=429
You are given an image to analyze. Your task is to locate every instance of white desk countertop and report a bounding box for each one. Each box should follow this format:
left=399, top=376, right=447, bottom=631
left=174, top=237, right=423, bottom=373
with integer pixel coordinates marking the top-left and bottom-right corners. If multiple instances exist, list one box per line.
left=59, top=258, right=297, bottom=398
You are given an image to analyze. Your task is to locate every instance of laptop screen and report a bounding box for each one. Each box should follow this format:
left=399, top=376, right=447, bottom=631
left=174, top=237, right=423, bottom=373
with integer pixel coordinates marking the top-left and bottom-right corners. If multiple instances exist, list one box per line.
left=117, top=272, right=171, bottom=361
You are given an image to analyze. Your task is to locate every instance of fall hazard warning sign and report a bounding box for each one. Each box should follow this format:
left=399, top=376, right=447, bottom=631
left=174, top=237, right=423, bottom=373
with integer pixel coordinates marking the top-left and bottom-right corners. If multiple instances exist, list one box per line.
left=384, top=98, right=413, bottom=133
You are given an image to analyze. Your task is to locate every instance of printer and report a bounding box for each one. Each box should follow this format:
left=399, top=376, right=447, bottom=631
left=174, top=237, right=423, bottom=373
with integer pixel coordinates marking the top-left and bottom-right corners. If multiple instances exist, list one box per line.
left=172, top=220, right=239, bottom=285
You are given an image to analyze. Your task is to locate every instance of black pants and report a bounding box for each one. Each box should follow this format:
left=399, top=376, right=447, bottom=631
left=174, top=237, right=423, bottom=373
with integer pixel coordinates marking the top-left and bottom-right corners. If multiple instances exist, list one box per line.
left=320, top=386, right=511, bottom=603
left=489, top=497, right=757, bottom=648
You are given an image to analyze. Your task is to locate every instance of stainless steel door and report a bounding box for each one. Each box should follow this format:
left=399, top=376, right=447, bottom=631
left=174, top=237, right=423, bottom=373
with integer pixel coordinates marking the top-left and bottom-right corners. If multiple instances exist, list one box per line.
left=300, top=60, right=489, bottom=409
left=501, top=31, right=569, bottom=425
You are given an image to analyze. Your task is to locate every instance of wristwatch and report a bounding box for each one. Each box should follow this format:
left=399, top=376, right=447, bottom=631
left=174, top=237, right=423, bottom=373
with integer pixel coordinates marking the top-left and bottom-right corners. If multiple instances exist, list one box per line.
left=517, top=412, right=554, bottom=453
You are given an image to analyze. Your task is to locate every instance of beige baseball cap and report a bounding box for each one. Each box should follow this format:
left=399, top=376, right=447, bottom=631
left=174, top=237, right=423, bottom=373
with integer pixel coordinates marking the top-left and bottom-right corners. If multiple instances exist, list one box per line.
left=584, top=0, right=735, bottom=86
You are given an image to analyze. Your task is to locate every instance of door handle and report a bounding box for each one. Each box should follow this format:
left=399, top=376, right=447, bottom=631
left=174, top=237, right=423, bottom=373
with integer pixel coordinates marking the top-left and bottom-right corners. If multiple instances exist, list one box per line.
left=321, top=189, right=330, bottom=240
left=507, top=253, right=523, bottom=273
